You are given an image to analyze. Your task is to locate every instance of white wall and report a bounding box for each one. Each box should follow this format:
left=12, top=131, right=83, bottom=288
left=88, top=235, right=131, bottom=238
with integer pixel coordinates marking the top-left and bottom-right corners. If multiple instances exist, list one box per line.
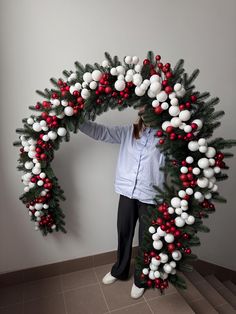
left=0, top=0, right=236, bottom=273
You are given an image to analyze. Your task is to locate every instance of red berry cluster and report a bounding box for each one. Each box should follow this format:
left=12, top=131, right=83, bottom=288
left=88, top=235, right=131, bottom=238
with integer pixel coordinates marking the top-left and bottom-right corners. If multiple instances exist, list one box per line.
left=95, top=73, right=134, bottom=105
left=215, top=152, right=225, bottom=168
left=30, top=175, right=53, bottom=190
left=179, top=160, right=196, bottom=189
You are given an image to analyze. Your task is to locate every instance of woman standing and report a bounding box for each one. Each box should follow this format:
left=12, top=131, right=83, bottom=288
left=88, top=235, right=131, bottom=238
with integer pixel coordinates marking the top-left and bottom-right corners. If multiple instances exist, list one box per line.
left=78, top=105, right=165, bottom=299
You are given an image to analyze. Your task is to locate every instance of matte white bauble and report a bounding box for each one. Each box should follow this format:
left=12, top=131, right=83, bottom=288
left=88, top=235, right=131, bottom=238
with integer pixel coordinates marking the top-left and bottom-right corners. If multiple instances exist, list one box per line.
left=133, top=73, right=142, bottom=86
left=181, top=212, right=188, bottom=219
left=172, top=250, right=182, bottom=261
left=150, top=263, right=158, bottom=271
left=163, top=264, right=172, bottom=274
left=61, top=100, right=68, bottom=107
left=186, top=215, right=195, bottom=225
left=209, top=158, right=215, bottom=166
left=32, top=167, right=41, bottom=175
left=184, top=125, right=192, bottom=133
left=102, top=60, right=109, bottom=67
left=69, top=86, right=76, bottom=94
left=64, top=106, right=74, bottom=116
left=170, top=98, right=178, bottom=106
left=160, top=272, right=168, bottom=279
left=198, top=158, right=210, bottom=169
left=82, top=82, right=87, bottom=88
left=169, top=105, right=180, bottom=117
left=151, top=257, right=161, bottom=266
left=175, top=207, right=182, bottom=215
left=51, top=99, right=60, bottom=107
left=25, top=161, right=34, bottom=169
left=178, top=190, right=186, bottom=198
left=150, top=82, right=162, bottom=94
left=48, top=131, right=57, bottom=140
left=188, top=141, right=199, bottom=151
left=214, top=166, right=221, bottom=174
left=150, top=74, right=160, bottom=83
left=135, top=86, right=146, bottom=96
left=153, top=240, right=163, bottom=250
left=156, top=91, right=168, bottom=102
left=143, top=79, right=150, bottom=87
left=51, top=224, right=56, bottom=230
left=34, top=210, right=41, bottom=217
left=170, top=261, right=176, bottom=268
left=168, top=207, right=175, bottom=214
left=180, top=199, right=188, bottom=207
left=28, top=182, right=35, bottom=188
left=206, top=147, right=216, bottom=158
left=162, top=121, right=171, bottom=131
left=179, top=110, right=191, bottom=121
left=197, top=177, right=209, bottom=188
left=74, top=82, right=81, bottom=90
left=148, top=270, right=155, bottom=280
left=32, top=122, right=42, bottom=132
left=114, top=80, right=125, bottom=91
left=132, top=56, right=139, bottom=64
left=118, top=74, right=124, bottom=80
left=175, top=217, right=185, bottom=227
left=159, top=253, right=168, bottom=263
left=152, top=233, right=160, bottom=241
left=198, top=138, right=206, bottom=146
left=204, top=192, right=212, bottom=199
left=157, top=226, right=166, bottom=237
left=194, top=191, right=203, bottom=199
left=149, top=226, right=156, bottom=234
left=179, top=122, right=186, bottom=130
left=170, top=117, right=182, bottom=128
left=161, top=102, right=169, bottom=110
left=192, top=167, right=201, bottom=175
left=208, top=182, right=214, bottom=189
left=192, top=119, right=203, bottom=129
left=168, top=92, right=176, bottom=99
left=154, top=271, right=161, bottom=278
left=186, top=188, right=193, bottom=195
left=203, top=168, right=214, bottom=178
left=125, top=74, right=133, bottom=82
left=180, top=166, right=188, bottom=174
left=124, top=56, right=132, bottom=64
left=110, top=68, right=117, bottom=76
left=57, top=127, right=67, bottom=136
left=89, top=81, right=97, bottom=90
left=212, top=184, right=218, bottom=191
left=186, top=156, right=193, bottom=164
left=147, top=89, right=156, bottom=98
left=164, top=234, right=174, bottom=243
left=27, top=117, right=34, bottom=125
left=69, top=73, right=77, bottom=80
left=134, top=64, right=142, bottom=72
left=81, top=88, right=91, bottom=99
left=42, top=135, right=49, bottom=142
left=43, top=203, right=49, bottom=209
left=152, top=100, right=159, bottom=108
left=174, top=83, right=182, bottom=91
left=142, top=268, right=149, bottom=275
left=28, top=151, right=36, bottom=158
left=199, top=146, right=208, bottom=153
left=171, top=197, right=181, bottom=208
left=57, top=113, right=65, bottom=119
left=37, top=180, right=44, bottom=186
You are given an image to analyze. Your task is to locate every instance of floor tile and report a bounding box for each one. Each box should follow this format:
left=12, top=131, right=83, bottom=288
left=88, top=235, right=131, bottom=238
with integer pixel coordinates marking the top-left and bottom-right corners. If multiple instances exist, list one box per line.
left=64, top=283, right=108, bottom=314
left=24, top=293, right=66, bottom=314
left=23, top=275, right=62, bottom=302
left=0, top=303, right=24, bottom=314
left=61, top=268, right=97, bottom=291
left=144, top=283, right=176, bottom=301
left=0, top=284, right=24, bottom=307
left=147, top=292, right=194, bottom=314
left=110, top=301, right=152, bottom=313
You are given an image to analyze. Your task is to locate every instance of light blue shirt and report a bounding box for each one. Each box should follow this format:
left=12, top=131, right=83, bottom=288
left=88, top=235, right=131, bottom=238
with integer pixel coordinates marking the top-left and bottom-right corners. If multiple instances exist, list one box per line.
left=78, top=119, right=165, bottom=205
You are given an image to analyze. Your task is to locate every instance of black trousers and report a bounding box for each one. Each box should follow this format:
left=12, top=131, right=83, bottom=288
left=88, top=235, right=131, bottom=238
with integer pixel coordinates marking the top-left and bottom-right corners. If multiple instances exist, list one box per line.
left=110, top=194, right=150, bottom=288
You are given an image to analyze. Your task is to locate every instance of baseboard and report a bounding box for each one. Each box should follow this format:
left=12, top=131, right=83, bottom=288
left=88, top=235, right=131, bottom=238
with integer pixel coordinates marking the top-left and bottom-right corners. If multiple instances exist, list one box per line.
left=0, top=246, right=235, bottom=288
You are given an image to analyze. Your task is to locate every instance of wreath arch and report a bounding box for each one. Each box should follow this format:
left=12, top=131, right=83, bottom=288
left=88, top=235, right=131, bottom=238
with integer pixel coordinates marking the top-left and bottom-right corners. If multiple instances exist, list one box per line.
left=14, top=51, right=236, bottom=294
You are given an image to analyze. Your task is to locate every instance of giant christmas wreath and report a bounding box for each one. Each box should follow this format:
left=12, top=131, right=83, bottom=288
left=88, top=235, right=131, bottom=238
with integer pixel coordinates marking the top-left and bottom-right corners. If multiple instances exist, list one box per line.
left=13, top=51, right=236, bottom=294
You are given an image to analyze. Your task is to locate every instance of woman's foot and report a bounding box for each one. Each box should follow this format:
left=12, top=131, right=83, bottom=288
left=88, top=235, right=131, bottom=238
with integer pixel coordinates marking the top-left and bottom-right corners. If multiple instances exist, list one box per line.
left=130, top=283, right=145, bottom=299
left=102, top=272, right=117, bottom=284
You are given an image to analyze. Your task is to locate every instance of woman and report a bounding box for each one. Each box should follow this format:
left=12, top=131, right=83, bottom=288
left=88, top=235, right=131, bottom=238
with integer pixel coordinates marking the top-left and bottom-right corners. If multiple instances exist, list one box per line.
left=78, top=105, right=165, bottom=299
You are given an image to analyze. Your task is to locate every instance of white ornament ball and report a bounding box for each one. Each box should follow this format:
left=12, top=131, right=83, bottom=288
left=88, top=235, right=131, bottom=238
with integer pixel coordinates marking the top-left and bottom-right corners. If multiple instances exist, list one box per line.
left=186, top=156, right=194, bottom=164
left=199, top=146, right=208, bottom=153
left=168, top=207, right=175, bottom=214
left=153, top=240, right=163, bottom=250
left=203, top=168, right=215, bottom=178
left=175, top=217, right=185, bottom=227
left=161, top=121, right=172, bottom=131
left=197, top=177, right=209, bottom=188
left=170, top=117, right=182, bottom=128
left=148, top=270, right=155, bottom=280
left=142, top=268, right=149, bottom=275
left=206, top=147, right=216, bottom=158
left=172, top=250, right=182, bottom=261
left=194, top=191, right=203, bottom=200
left=32, top=122, right=42, bottom=132
left=42, top=135, right=49, bottom=142
left=179, top=110, right=191, bottom=121
left=164, top=234, right=174, bottom=243
left=152, top=100, right=159, bottom=108
left=64, top=106, right=74, bottom=116
left=124, top=56, right=132, bottom=64
left=161, top=102, right=169, bottom=110
left=186, top=188, right=193, bottom=195
left=150, top=82, right=162, bottom=94
left=214, top=166, right=221, bottom=174
left=154, top=271, right=161, bottom=278
left=48, top=131, right=57, bottom=140
left=114, top=80, right=125, bottom=91
left=25, top=161, right=34, bottom=169
left=135, top=86, right=146, bottom=96
left=163, top=264, right=172, bottom=274
left=186, top=215, right=195, bottom=225
left=174, top=83, right=182, bottom=92
left=132, top=56, right=139, bottom=64
left=192, top=119, right=203, bottom=129
left=192, top=167, right=201, bottom=175
left=169, top=105, right=180, bottom=117
left=151, top=257, right=161, bottom=266
left=27, top=117, right=34, bottom=125
left=198, top=158, right=210, bottom=169
left=89, top=81, right=97, bottom=90
left=171, top=197, right=181, bottom=208
left=110, top=68, right=117, bottom=76
left=81, top=88, right=91, bottom=99
left=102, top=60, right=109, bottom=67
left=149, top=226, right=156, bottom=234
left=57, top=127, right=67, bottom=137
left=156, top=91, right=168, bottom=102
left=188, top=141, right=199, bottom=152
left=157, top=226, right=166, bottom=237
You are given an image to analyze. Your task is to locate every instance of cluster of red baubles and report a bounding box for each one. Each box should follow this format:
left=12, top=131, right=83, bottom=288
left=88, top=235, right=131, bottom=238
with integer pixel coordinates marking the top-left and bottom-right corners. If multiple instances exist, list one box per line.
left=215, top=151, right=225, bottom=168
left=26, top=196, right=54, bottom=227
left=179, top=160, right=197, bottom=189
left=30, top=174, right=53, bottom=190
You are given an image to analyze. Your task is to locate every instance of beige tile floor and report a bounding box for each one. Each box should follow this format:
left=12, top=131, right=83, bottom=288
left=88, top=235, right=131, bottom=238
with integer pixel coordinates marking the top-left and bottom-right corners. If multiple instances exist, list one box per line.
left=0, top=260, right=193, bottom=314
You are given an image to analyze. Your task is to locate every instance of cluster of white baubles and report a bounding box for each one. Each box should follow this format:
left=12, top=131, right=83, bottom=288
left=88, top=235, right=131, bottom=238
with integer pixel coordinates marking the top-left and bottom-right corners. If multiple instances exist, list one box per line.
left=187, top=138, right=221, bottom=195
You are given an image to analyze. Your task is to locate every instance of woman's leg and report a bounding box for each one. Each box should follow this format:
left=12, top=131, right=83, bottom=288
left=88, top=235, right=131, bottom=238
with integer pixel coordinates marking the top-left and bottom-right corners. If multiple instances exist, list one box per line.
left=133, top=200, right=150, bottom=287
left=110, top=194, right=139, bottom=280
